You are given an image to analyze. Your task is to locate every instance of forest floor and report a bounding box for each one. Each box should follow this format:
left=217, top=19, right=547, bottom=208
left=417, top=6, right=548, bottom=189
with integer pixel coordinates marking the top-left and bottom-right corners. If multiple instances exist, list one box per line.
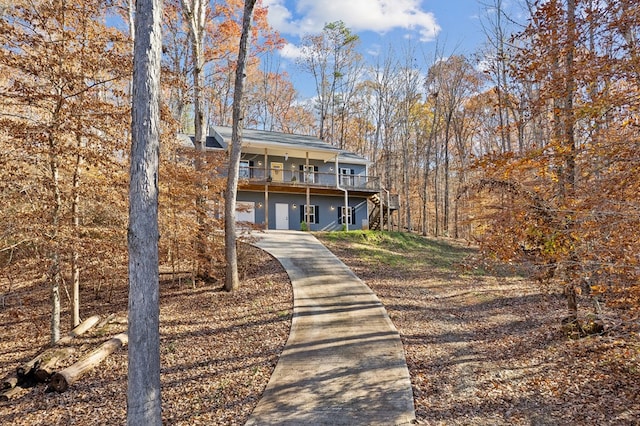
left=317, top=231, right=640, bottom=425
left=0, top=244, right=293, bottom=425
left=1, top=231, right=639, bottom=425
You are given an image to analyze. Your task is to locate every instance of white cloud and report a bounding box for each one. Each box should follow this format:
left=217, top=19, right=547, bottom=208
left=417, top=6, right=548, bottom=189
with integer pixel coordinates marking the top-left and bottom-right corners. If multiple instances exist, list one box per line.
left=366, top=44, right=382, bottom=57
left=263, top=0, right=441, bottom=42
left=262, top=0, right=294, bottom=33
left=279, top=42, right=305, bottom=60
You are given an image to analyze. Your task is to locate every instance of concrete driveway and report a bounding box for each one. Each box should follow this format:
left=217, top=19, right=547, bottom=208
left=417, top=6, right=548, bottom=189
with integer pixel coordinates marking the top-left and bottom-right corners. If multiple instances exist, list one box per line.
left=245, top=230, right=415, bottom=426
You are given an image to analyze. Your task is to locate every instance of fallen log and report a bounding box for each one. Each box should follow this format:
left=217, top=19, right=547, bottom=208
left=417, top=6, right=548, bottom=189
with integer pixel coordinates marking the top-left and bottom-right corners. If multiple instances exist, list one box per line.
left=56, top=315, right=101, bottom=345
left=33, top=347, right=76, bottom=382
left=48, top=333, right=128, bottom=393
left=14, top=315, right=100, bottom=386
left=0, top=376, right=18, bottom=391
left=96, top=313, right=117, bottom=330
left=0, top=385, right=25, bottom=402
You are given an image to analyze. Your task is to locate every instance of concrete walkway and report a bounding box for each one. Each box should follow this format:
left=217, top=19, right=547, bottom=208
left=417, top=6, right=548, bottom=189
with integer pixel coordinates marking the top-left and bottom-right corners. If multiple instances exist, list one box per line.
left=246, top=231, right=415, bottom=426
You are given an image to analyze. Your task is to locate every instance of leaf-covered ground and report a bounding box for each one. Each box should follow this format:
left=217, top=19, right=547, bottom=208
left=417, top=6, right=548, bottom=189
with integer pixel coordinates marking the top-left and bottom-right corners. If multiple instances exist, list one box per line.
left=317, top=231, right=640, bottom=425
left=2, top=232, right=639, bottom=425
left=0, top=244, right=292, bottom=425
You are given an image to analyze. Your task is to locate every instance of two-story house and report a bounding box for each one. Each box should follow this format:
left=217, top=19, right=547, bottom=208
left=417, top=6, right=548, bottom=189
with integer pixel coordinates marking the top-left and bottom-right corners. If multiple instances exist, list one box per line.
left=185, top=126, right=397, bottom=231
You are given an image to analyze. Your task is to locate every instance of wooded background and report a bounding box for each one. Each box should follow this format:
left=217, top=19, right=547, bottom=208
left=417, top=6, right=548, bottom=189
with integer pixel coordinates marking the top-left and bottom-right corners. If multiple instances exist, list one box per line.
left=1, top=0, right=638, bottom=340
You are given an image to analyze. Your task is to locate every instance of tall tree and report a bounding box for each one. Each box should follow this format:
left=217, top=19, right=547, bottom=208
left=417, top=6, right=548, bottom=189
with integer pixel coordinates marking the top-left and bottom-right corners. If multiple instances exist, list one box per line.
left=180, top=0, right=212, bottom=279
left=427, top=55, right=480, bottom=236
left=298, top=21, right=360, bottom=143
left=127, top=0, right=163, bottom=422
left=480, top=0, right=515, bottom=153
left=224, top=0, right=257, bottom=292
left=472, top=0, right=640, bottom=322
left=0, top=0, right=129, bottom=342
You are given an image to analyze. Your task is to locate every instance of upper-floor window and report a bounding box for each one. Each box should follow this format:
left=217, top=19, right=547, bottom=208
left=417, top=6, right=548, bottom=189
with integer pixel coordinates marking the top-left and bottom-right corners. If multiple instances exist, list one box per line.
left=340, top=168, right=354, bottom=186
left=239, top=160, right=251, bottom=179
left=299, top=165, right=318, bottom=183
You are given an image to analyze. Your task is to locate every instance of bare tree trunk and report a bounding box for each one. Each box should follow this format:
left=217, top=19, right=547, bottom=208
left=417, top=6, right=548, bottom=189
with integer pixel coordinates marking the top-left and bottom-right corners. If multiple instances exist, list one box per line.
left=402, top=136, right=411, bottom=232
left=48, top=132, right=62, bottom=345
left=127, top=0, right=163, bottom=423
left=434, top=146, right=440, bottom=237
left=564, top=0, right=577, bottom=191
left=225, top=0, right=257, bottom=292
left=443, top=116, right=451, bottom=237
left=422, top=93, right=438, bottom=236
left=181, top=0, right=210, bottom=279
left=71, top=137, right=81, bottom=327
left=421, top=165, right=429, bottom=236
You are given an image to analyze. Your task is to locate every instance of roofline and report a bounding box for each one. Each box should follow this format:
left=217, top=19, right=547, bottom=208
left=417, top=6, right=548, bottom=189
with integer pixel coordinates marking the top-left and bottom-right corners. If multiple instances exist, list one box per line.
left=210, top=126, right=370, bottom=165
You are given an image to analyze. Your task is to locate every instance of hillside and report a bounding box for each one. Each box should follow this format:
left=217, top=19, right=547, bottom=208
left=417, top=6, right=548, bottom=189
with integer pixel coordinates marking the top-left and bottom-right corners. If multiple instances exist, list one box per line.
left=2, top=232, right=638, bottom=424
left=317, top=231, right=640, bottom=425
left=0, top=245, right=292, bottom=425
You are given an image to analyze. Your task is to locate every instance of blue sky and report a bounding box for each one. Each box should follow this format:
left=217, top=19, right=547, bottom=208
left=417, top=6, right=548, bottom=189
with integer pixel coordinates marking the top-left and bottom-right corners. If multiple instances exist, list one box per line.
left=261, top=0, right=510, bottom=98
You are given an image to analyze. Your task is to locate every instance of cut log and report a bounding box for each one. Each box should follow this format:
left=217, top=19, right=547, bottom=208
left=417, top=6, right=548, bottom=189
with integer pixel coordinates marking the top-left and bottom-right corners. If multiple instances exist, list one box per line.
left=0, top=375, right=18, bottom=391
left=49, top=333, right=128, bottom=393
left=96, top=313, right=117, bottom=330
left=0, top=385, right=25, bottom=401
left=34, top=347, right=76, bottom=382
left=57, top=315, right=101, bottom=345
left=15, top=315, right=100, bottom=385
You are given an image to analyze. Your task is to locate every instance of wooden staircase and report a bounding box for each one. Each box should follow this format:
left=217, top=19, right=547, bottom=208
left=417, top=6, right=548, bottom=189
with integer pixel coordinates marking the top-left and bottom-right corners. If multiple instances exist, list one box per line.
left=369, top=193, right=398, bottom=231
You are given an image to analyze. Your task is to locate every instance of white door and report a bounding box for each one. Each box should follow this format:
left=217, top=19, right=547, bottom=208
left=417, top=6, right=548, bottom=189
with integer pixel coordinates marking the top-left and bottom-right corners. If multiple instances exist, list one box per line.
left=275, top=203, right=289, bottom=230
left=236, top=201, right=255, bottom=226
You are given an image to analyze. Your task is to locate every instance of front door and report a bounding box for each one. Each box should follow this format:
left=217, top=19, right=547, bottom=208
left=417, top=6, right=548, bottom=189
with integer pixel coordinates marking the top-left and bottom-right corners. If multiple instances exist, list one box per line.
left=271, top=162, right=283, bottom=182
left=275, top=203, right=289, bottom=230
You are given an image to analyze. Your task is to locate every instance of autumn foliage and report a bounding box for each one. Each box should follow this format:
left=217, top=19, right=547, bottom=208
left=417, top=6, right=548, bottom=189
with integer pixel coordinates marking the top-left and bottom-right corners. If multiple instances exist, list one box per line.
left=0, top=0, right=638, bottom=370
left=0, top=0, right=281, bottom=341
left=470, top=0, right=640, bottom=321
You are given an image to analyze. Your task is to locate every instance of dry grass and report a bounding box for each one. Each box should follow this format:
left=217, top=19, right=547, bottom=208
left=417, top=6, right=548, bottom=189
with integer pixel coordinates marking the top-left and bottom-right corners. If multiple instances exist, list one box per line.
left=318, top=231, right=640, bottom=425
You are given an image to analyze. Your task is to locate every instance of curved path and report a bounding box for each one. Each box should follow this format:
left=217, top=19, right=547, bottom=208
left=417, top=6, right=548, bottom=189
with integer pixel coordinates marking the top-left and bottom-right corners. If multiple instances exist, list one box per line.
left=246, top=231, right=415, bottom=426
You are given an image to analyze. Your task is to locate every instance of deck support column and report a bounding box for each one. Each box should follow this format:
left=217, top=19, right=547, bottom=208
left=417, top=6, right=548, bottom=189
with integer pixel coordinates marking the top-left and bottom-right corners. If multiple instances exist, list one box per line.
left=264, top=148, right=269, bottom=229
left=305, top=152, right=310, bottom=227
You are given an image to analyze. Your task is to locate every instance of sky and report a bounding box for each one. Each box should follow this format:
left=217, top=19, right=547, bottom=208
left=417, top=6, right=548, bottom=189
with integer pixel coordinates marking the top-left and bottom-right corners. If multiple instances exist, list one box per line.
left=260, top=0, right=517, bottom=98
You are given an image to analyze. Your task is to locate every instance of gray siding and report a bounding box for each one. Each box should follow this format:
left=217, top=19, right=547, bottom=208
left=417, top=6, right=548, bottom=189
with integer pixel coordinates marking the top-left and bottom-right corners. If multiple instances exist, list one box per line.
left=240, top=153, right=367, bottom=185
left=237, top=190, right=369, bottom=231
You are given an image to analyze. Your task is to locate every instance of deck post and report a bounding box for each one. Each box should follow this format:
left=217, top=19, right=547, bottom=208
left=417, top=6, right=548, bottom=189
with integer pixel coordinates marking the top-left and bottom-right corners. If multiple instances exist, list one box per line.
left=305, top=152, right=310, bottom=227
left=264, top=148, right=269, bottom=229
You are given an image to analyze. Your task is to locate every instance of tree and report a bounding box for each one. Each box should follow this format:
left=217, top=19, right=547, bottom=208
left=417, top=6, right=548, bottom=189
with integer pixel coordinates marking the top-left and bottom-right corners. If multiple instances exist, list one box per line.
left=0, top=0, right=129, bottom=342
left=480, top=0, right=516, bottom=153
left=298, top=21, right=360, bottom=143
left=127, top=0, right=163, bottom=422
left=180, top=0, right=212, bottom=279
left=426, top=55, right=481, bottom=236
left=224, top=0, right=257, bottom=292
left=472, top=0, right=640, bottom=324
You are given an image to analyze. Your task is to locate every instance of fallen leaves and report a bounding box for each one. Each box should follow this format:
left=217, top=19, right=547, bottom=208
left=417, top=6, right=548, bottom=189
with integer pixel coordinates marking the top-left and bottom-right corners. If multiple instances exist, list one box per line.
left=319, top=234, right=640, bottom=425
left=0, top=245, right=292, bottom=425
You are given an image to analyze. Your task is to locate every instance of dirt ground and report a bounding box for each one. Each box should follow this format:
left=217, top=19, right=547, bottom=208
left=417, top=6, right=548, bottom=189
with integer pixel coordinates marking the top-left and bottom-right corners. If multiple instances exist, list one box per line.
left=0, top=245, right=292, bottom=425
left=319, top=235, right=640, bottom=425
left=2, top=234, right=639, bottom=425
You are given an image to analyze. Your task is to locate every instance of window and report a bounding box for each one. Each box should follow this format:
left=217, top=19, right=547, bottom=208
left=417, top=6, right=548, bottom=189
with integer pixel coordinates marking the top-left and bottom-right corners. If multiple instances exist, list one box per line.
left=239, top=160, right=251, bottom=179
left=300, top=205, right=319, bottom=224
left=299, top=165, right=318, bottom=183
left=339, top=168, right=354, bottom=186
left=338, top=206, right=355, bottom=225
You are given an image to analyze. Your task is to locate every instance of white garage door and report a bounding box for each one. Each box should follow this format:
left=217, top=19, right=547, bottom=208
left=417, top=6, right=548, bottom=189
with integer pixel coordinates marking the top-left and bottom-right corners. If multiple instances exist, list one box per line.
left=236, top=201, right=255, bottom=225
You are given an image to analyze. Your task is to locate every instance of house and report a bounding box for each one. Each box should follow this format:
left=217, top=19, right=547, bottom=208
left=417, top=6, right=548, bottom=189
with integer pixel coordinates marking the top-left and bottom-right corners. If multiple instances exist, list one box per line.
left=184, top=126, right=398, bottom=231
